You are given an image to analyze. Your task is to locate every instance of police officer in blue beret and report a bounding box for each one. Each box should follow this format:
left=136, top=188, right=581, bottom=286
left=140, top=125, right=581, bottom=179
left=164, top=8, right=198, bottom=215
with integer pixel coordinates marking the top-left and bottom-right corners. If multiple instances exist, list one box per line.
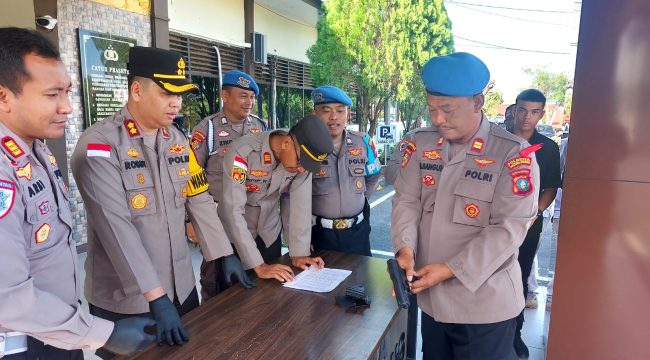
left=390, top=52, right=541, bottom=360
left=191, top=70, right=269, bottom=301
left=300, top=85, right=381, bottom=256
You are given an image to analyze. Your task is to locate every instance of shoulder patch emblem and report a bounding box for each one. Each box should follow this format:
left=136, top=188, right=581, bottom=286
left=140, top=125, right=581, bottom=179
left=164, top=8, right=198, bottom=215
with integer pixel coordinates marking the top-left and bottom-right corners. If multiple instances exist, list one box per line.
left=191, top=131, right=206, bottom=150
left=505, top=156, right=532, bottom=170
left=35, top=223, right=51, bottom=243
left=422, top=150, right=442, bottom=161
left=0, top=180, right=16, bottom=219
left=510, top=169, right=534, bottom=196
left=401, top=140, right=417, bottom=168
left=2, top=136, right=25, bottom=158
left=474, top=157, right=496, bottom=168
left=15, top=162, right=32, bottom=181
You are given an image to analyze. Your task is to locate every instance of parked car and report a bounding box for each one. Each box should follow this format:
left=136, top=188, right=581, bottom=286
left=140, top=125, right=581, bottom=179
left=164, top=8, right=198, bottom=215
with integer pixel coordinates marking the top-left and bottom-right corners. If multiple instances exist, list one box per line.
left=536, top=124, right=562, bottom=144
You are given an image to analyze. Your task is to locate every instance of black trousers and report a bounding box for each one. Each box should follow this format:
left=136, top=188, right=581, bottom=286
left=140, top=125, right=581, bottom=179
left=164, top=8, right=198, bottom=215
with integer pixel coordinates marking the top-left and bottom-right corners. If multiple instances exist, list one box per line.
left=89, top=288, right=199, bottom=359
left=421, top=312, right=518, bottom=360
left=4, top=337, right=83, bottom=360
left=200, top=234, right=282, bottom=301
left=312, top=202, right=372, bottom=256
left=515, top=216, right=544, bottom=339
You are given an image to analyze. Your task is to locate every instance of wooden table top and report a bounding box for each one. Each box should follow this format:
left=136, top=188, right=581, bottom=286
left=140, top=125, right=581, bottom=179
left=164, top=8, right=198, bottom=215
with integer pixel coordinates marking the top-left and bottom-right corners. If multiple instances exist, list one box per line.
left=122, top=251, right=401, bottom=360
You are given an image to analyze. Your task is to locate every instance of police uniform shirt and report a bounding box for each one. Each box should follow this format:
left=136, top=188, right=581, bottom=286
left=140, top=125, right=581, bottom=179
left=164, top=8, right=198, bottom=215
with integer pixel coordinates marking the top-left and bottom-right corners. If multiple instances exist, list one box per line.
left=71, top=107, right=234, bottom=314
left=528, top=130, right=562, bottom=192
left=0, top=123, right=113, bottom=349
left=218, top=131, right=312, bottom=269
left=391, top=116, right=540, bottom=324
left=191, top=111, right=267, bottom=202
left=312, top=130, right=380, bottom=219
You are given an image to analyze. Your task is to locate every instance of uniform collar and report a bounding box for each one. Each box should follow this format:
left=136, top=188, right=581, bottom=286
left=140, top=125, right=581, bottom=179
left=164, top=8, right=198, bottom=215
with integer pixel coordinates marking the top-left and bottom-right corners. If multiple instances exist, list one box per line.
left=0, top=121, right=33, bottom=162
left=120, top=106, right=170, bottom=139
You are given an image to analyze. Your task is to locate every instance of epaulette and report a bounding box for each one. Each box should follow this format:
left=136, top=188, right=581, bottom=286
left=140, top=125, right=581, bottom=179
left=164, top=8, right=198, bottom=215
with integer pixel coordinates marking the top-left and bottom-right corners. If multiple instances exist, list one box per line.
left=490, top=123, right=525, bottom=145
left=347, top=130, right=367, bottom=138
left=249, top=113, right=269, bottom=130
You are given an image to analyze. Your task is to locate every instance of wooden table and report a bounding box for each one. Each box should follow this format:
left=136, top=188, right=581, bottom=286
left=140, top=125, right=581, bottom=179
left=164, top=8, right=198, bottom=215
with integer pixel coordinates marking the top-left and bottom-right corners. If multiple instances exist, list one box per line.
left=122, top=251, right=408, bottom=360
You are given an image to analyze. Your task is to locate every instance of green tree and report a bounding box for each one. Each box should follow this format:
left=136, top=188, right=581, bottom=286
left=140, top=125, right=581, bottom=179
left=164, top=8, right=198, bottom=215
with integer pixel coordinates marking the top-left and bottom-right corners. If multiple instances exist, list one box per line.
left=483, top=88, right=504, bottom=117
left=308, top=0, right=454, bottom=137
left=523, top=67, right=570, bottom=105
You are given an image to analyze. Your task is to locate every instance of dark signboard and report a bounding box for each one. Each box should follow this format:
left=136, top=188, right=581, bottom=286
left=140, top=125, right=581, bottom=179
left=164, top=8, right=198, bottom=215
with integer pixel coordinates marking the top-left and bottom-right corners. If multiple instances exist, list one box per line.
left=78, top=29, right=136, bottom=128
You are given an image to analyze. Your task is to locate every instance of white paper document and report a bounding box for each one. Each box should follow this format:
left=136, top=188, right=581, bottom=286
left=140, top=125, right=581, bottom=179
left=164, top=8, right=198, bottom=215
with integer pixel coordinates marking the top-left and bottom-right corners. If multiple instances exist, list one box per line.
left=283, top=267, right=352, bottom=293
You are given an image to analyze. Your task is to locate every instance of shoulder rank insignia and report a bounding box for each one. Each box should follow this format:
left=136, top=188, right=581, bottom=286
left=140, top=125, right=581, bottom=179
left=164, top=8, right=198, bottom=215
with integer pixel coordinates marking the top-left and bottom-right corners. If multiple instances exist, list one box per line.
left=470, top=138, right=484, bottom=153
left=0, top=180, right=16, bottom=219
left=124, top=119, right=141, bottom=137
left=2, top=136, right=25, bottom=158
left=474, top=157, right=496, bottom=168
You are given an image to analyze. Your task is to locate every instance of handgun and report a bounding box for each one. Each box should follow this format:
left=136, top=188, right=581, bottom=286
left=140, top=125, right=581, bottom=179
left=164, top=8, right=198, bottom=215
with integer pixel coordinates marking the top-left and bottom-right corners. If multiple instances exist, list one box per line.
left=387, top=259, right=410, bottom=309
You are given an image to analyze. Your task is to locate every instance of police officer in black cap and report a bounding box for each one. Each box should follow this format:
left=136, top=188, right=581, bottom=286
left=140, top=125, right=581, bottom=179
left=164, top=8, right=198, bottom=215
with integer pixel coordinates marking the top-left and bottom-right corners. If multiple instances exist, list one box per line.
left=218, top=115, right=333, bottom=282
left=71, top=46, right=252, bottom=358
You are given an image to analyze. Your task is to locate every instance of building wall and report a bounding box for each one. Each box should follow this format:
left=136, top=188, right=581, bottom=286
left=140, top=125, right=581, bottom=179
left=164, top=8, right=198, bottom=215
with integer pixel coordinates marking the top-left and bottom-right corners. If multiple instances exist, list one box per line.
left=57, top=0, right=151, bottom=244
left=254, top=3, right=316, bottom=63
left=167, top=0, right=246, bottom=46
left=0, top=0, right=35, bottom=28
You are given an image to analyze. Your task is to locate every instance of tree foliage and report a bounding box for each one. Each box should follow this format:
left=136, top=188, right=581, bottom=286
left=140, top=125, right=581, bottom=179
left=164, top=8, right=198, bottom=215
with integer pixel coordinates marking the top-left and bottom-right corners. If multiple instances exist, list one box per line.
left=483, top=88, right=504, bottom=117
left=308, top=0, right=454, bottom=136
left=523, top=67, right=570, bottom=105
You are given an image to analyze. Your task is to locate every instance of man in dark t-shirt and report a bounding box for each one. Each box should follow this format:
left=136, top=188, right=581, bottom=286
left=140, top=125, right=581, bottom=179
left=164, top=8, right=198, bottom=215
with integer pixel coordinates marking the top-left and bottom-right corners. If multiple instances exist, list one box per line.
left=512, top=89, right=561, bottom=359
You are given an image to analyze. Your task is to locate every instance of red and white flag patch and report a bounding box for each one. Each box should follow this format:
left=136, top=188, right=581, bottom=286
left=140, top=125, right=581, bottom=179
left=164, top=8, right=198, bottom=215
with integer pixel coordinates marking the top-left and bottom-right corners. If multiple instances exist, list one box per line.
left=87, top=144, right=111, bottom=158
left=0, top=179, right=16, bottom=219
left=233, top=156, right=248, bottom=171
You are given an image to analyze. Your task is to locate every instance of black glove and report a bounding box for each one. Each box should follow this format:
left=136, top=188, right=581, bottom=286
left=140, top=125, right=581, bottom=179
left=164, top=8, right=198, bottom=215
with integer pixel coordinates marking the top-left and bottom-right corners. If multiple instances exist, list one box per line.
left=103, top=317, right=156, bottom=355
left=148, top=295, right=189, bottom=346
left=221, top=254, right=255, bottom=289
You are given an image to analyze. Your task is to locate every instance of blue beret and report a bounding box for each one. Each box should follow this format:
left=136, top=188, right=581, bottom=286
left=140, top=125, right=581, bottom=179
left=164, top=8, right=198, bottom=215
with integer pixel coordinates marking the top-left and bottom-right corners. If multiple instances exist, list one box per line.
left=311, top=85, right=352, bottom=106
left=223, top=70, right=259, bottom=96
left=421, top=52, right=490, bottom=96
